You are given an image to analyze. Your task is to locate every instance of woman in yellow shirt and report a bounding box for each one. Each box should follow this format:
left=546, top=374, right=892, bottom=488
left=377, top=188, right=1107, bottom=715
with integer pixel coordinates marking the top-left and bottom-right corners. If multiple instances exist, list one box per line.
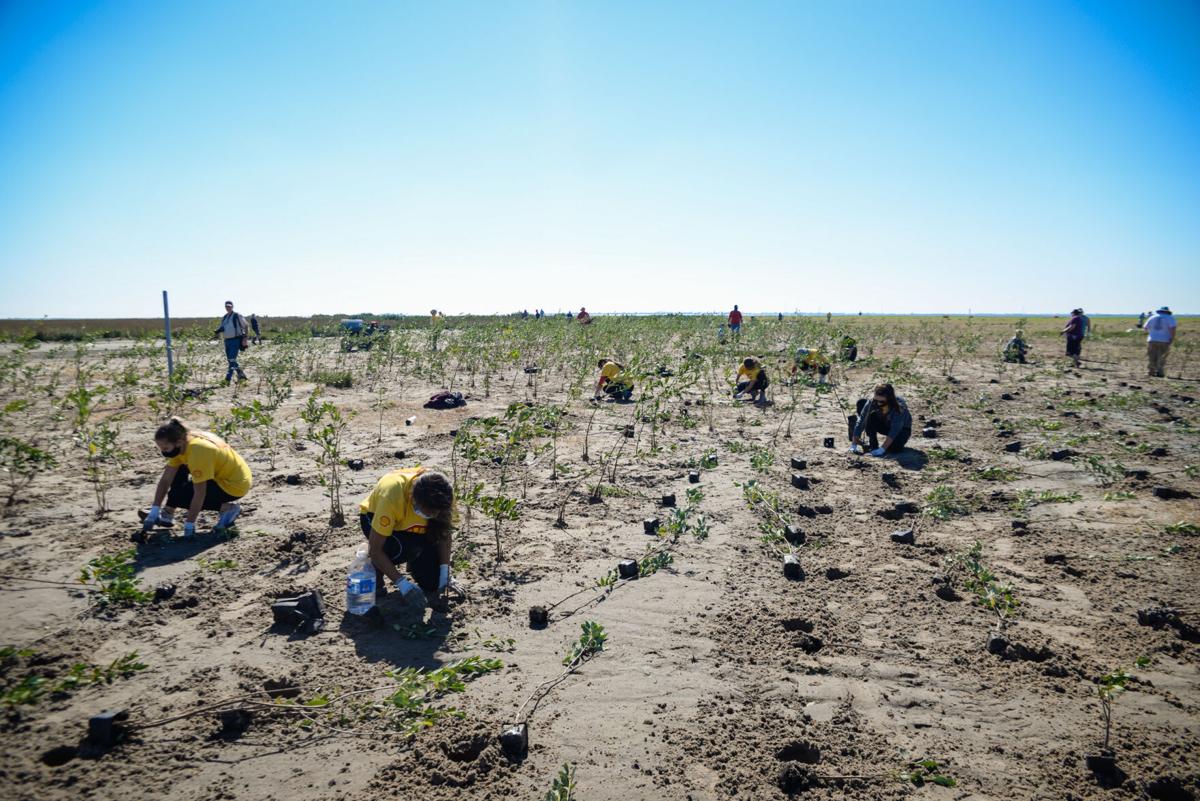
left=359, top=467, right=458, bottom=604
left=593, top=359, right=633, bottom=401
left=140, top=418, right=252, bottom=539
left=735, top=357, right=770, bottom=403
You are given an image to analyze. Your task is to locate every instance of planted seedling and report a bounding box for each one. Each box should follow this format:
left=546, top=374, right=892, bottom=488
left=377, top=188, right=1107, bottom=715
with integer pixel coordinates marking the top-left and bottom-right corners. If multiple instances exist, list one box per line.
left=79, top=550, right=153, bottom=606
left=562, top=621, right=607, bottom=666
left=899, top=758, right=956, bottom=787
left=543, top=762, right=576, bottom=800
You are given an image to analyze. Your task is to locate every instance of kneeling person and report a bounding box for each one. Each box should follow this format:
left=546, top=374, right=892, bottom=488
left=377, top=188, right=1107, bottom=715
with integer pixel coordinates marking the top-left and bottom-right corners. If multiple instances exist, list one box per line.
left=359, top=468, right=458, bottom=604
left=142, top=418, right=251, bottom=538
left=735, top=357, right=770, bottom=403
left=792, top=348, right=830, bottom=384
left=594, top=359, right=634, bottom=401
left=850, top=384, right=912, bottom=457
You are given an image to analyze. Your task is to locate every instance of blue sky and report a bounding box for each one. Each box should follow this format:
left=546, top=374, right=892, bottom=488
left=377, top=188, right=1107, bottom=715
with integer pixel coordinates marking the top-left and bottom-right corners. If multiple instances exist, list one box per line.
left=0, top=0, right=1197, bottom=317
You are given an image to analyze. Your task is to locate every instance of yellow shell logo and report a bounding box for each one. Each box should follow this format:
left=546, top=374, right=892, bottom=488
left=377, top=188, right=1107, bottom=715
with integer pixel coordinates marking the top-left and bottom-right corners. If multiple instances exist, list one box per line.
left=378, top=515, right=392, bottom=528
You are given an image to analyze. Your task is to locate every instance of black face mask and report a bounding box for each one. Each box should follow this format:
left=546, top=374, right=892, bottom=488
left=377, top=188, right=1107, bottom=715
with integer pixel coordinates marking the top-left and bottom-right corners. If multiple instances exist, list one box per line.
left=161, top=446, right=182, bottom=459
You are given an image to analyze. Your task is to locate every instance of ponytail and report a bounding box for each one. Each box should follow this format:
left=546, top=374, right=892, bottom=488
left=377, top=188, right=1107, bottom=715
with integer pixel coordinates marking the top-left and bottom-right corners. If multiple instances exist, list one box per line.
left=155, top=417, right=189, bottom=443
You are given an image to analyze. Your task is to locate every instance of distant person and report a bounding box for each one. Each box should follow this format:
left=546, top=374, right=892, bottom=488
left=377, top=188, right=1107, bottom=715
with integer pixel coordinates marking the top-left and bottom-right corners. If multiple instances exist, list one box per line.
left=1062, top=309, right=1085, bottom=368
left=213, top=300, right=249, bottom=384
left=430, top=309, right=444, bottom=324
left=593, top=359, right=633, bottom=401
left=249, top=313, right=261, bottom=345
left=734, top=357, right=769, bottom=403
left=728, top=305, right=743, bottom=337
left=717, top=323, right=728, bottom=344
left=826, top=312, right=831, bottom=324
left=577, top=307, right=592, bottom=325
left=777, top=312, right=783, bottom=322
left=1003, top=330, right=1030, bottom=364
left=840, top=335, right=858, bottom=362
left=140, top=418, right=251, bottom=539
left=566, top=310, right=574, bottom=320
left=359, top=467, right=459, bottom=606
left=1145, top=306, right=1177, bottom=378
left=1079, top=309, right=1092, bottom=338
left=850, top=384, right=912, bottom=457
left=791, top=348, right=830, bottom=384
left=1136, top=311, right=1146, bottom=329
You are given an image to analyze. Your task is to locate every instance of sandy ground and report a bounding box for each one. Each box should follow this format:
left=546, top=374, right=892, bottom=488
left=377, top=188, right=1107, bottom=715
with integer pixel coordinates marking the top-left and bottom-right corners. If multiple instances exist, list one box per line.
left=0, top=328, right=1197, bottom=801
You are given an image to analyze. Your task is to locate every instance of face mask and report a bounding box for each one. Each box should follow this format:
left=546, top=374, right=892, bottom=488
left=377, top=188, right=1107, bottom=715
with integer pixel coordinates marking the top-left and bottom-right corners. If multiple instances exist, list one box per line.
left=161, top=445, right=182, bottom=458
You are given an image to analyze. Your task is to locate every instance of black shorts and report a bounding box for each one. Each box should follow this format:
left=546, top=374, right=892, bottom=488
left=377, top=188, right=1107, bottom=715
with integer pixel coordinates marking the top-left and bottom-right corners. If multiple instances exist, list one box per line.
left=165, top=466, right=242, bottom=511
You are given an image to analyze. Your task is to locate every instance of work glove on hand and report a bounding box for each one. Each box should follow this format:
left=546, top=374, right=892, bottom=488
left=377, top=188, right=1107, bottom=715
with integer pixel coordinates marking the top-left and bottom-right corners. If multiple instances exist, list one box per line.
left=869, top=447, right=886, bottom=457
left=849, top=444, right=863, bottom=455
left=142, top=505, right=161, bottom=532
left=182, top=521, right=196, bottom=538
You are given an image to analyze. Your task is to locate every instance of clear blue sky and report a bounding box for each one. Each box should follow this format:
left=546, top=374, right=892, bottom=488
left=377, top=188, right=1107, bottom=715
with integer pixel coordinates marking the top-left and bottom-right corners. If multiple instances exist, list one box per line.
left=1, top=0, right=1197, bottom=318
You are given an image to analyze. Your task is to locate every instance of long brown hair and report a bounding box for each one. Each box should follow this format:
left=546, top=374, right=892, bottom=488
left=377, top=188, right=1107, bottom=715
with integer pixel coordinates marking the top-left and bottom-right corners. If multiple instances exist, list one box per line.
left=154, top=417, right=189, bottom=444
left=873, top=384, right=898, bottom=408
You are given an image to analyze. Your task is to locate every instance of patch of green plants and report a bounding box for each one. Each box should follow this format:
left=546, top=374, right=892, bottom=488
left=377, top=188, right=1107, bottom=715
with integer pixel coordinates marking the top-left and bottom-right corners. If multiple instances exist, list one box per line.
left=749, top=446, right=774, bottom=472
left=947, top=541, right=1019, bottom=634
left=0, top=435, right=56, bottom=511
left=196, top=557, right=238, bottom=572
left=924, top=485, right=967, bottom=520
left=971, top=466, right=1019, bottom=482
left=1, top=651, right=147, bottom=707
left=392, top=623, right=439, bottom=640
left=372, top=656, right=503, bottom=736
left=926, top=446, right=964, bottom=462
left=310, top=369, right=353, bottom=388
left=472, top=630, right=516, bottom=653
left=639, top=551, right=673, bottom=577
left=543, top=763, right=577, bottom=801
left=1037, top=489, right=1081, bottom=504
left=562, top=621, right=607, bottom=667
left=900, top=758, right=956, bottom=788
left=1163, top=521, right=1200, bottom=536
left=79, top=549, right=153, bottom=605
left=1102, top=490, right=1136, bottom=502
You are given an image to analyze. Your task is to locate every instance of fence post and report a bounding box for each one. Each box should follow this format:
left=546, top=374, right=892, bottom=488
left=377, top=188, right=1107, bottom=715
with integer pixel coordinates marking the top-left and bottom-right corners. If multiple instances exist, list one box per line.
left=162, top=290, right=174, bottom=378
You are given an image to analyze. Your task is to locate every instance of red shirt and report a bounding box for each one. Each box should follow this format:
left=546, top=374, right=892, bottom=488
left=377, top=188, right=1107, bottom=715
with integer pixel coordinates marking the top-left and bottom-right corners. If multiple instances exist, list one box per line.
left=728, top=310, right=742, bottom=325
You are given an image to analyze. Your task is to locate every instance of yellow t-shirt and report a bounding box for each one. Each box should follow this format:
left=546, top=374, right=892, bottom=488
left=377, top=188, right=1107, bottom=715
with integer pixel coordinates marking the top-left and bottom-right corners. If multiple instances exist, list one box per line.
left=358, top=467, right=459, bottom=537
left=798, top=350, right=829, bottom=369
left=737, top=364, right=760, bottom=382
left=600, top=362, right=626, bottom=384
left=167, top=432, right=252, bottom=497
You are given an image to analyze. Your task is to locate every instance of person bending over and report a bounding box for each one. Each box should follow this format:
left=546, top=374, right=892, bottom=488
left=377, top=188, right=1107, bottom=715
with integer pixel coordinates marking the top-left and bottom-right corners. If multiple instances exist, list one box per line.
left=735, top=357, right=770, bottom=403
left=850, top=383, right=912, bottom=457
left=594, top=359, right=634, bottom=401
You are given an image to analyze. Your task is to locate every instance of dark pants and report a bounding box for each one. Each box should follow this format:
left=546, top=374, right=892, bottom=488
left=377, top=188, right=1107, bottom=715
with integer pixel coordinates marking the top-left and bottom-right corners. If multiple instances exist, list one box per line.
left=603, top=382, right=634, bottom=401
left=1066, top=337, right=1082, bottom=358
left=223, top=337, right=245, bottom=381
left=359, top=514, right=440, bottom=594
left=735, top=373, right=769, bottom=396
left=166, top=466, right=241, bottom=511
left=855, top=399, right=910, bottom=453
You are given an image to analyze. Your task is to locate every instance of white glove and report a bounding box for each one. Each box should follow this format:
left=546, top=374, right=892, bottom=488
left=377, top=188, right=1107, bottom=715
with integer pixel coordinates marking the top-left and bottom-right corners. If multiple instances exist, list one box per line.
left=182, top=521, right=196, bottom=538
left=394, top=577, right=418, bottom=596
left=143, top=505, right=161, bottom=531
left=870, top=447, right=886, bottom=457
left=438, top=564, right=450, bottom=591
left=849, top=444, right=863, bottom=454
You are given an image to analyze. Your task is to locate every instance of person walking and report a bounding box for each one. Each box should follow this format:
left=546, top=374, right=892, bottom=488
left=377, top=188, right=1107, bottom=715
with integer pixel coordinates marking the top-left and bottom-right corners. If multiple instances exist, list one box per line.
left=1145, top=306, right=1177, bottom=378
left=728, top=305, right=743, bottom=338
left=249, top=314, right=261, bottom=345
left=850, top=384, right=913, bottom=457
left=139, top=418, right=251, bottom=539
left=214, top=301, right=249, bottom=384
left=1062, top=309, right=1085, bottom=368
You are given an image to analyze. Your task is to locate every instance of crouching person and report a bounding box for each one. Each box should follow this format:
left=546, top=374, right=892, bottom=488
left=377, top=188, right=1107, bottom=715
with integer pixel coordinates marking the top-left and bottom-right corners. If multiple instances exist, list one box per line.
left=594, top=359, right=634, bottom=402
left=850, top=383, right=912, bottom=457
left=792, top=348, right=831, bottom=384
left=359, top=467, right=460, bottom=607
left=734, top=357, right=770, bottom=403
left=140, top=418, right=251, bottom=538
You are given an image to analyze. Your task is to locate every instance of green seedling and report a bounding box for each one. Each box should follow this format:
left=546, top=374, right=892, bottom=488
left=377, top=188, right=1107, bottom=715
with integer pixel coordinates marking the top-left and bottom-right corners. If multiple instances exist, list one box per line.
left=900, top=758, right=956, bottom=787
left=473, top=630, right=516, bottom=653
left=972, top=466, right=1019, bottom=482
left=544, top=763, right=577, bottom=801
left=79, top=549, right=153, bottom=606
left=1096, top=658, right=1150, bottom=751
left=639, top=551, right=673, bottom=577
left=1163, top=521, right=1200, bottom=535
left=1103, top=491, right=1136, bottom=501
left=196, top=557, right=238, bottom=572
left=562, top=621, right=607, bottom=667
left=924, top=485, right=967, bottom=520
left=298, top=388, right=354, bottom=526
left=0, top=435, right=56, bottom=512
left=393, top=623, right=439, bottom=640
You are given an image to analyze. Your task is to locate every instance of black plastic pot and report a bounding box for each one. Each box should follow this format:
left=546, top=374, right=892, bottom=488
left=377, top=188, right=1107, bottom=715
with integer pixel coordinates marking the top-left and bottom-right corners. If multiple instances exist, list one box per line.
left=822, top=437, right=834, bottom=448
left=1124, top=469, right=1149, bottom=480
left=500, top=723, right=528, bottom=759
left=796, top=505, right=816, bottom=518
left=986, top=632, right=1008, bottom=655
left=688, top=471, right=701, bottom=483
left=528, top=606, right=548, bottom=628
left=1154, top=486, right=1193, bottom=500
left=285, top=474, right=302, bottom=485
left=618, top=559, right=639, bottom=580
left=783, top=525, right=805, bottom=545
left=825, top=566, right=849, bottom=580
left=624, top=425, right=635, bottom=438
left=790, top=474, right=810, bottom=490
left=921, top=427, right=938, bottom=439
left=393, top=450, right=406, bottom=459
left=894, top=501, right=920, bottom=514
left=783, top=554, right=803, bottom=580
left=790, top=457, right=806, bottom=470
left=660, top=493, right=676, bottom=507
left=1050, top=449, right=1076, bottom=461
left=815, top=505, right=832, bottom=515
left=1004, top=441, right=1022, bottom=453
left=643, top=518, right=660, bottom=535
left=347, top=459, right=365, bottom=471
left=890, top=529, right=915, bottom=545
left=88, top=709, right=129, bottom=746
left=153, top=583, right=176, bottom=602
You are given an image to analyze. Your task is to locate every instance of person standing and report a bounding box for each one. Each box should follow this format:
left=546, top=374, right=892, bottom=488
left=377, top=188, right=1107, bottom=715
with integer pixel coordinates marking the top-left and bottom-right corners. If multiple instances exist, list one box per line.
left=1062, top=309, right=1085, bottom=368
left=214, top=301, right=249, bottom=384
left=1137, top=311, right=1147, bottom=329
left=577, top=307, right=592, bottom=325
left=1079, top=309, right=1092, bottom=338
left=249, top=314, right=261, bottom=345
left=1145, top=306, right=1177, bottom=378
left=728, top=305, right=743, bottom=338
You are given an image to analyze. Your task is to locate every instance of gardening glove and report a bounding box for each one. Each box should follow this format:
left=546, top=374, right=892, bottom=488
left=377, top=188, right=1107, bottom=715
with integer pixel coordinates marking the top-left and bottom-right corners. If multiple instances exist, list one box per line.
left=869, top=447, right=886, bottom=457
left=142, top=505, right=161, bottom=532
left=849, top=444, right=863, bottom=455
left=438, top=564, right=450, bottom=591
left=182, top=521, right=196, bottom=538
left=394, top=577, right=419, bottom=598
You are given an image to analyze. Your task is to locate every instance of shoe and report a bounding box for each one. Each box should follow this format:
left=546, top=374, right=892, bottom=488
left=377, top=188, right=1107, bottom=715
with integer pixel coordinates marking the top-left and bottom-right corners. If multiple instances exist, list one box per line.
left=223, top=379, right=232, bottom=386
left=236, top=373, right=248, bottom=382
left=214, top=503, right=241, bottom=531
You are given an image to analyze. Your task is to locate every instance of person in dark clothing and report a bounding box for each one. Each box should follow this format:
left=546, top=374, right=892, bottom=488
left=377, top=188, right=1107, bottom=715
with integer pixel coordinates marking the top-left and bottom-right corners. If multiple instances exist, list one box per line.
left=1003, top=330, right=1029, bottom=363
left=1062, top=309, right=1084, bottom=368
left=249, top=314, right=261, bottom=344
left=850, top=384, right=912, bottom=456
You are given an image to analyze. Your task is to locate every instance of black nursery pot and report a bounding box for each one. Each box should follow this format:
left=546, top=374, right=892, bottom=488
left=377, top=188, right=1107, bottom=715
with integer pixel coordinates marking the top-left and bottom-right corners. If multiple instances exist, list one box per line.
left=783, top=554, right=803, bottom=579
left=791, top=474, right=810, bottom=490
left=618, top=559, right=640, bottom=580
left=688, top=471, right=701, bottom=483
left=823, top=437, right=834, bottom=448
left=660, top=493, right=676, bottom=507
left=790, top=457, right=806, bottom=470
left=528, top=606, right=549, bottom=627
left=500, top=723, right=529, bottom=758
left=846, top=414, right=857, bottom=441
left=784, top=525, right=806, bottom=545
left=643, top=518, right=660, bottom=535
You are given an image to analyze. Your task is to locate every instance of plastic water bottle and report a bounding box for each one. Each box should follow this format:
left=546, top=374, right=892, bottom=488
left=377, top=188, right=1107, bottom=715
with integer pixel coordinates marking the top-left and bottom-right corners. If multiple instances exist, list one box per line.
left=346, top=548, right=376, bottom=615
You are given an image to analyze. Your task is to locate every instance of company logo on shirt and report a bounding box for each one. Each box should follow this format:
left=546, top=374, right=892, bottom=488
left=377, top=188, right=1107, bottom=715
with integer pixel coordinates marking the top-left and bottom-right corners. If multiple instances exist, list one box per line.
left=378, top=515, right=392, bottom=528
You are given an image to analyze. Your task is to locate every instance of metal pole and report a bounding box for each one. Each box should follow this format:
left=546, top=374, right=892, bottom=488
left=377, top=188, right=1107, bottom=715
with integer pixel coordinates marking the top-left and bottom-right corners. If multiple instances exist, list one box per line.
left=162, top=290, right=174, bottom=378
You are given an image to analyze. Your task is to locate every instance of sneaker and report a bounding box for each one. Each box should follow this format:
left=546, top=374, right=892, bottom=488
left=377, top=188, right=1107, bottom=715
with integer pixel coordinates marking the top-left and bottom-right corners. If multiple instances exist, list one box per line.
left=214, top=502, right=241, bottom=531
